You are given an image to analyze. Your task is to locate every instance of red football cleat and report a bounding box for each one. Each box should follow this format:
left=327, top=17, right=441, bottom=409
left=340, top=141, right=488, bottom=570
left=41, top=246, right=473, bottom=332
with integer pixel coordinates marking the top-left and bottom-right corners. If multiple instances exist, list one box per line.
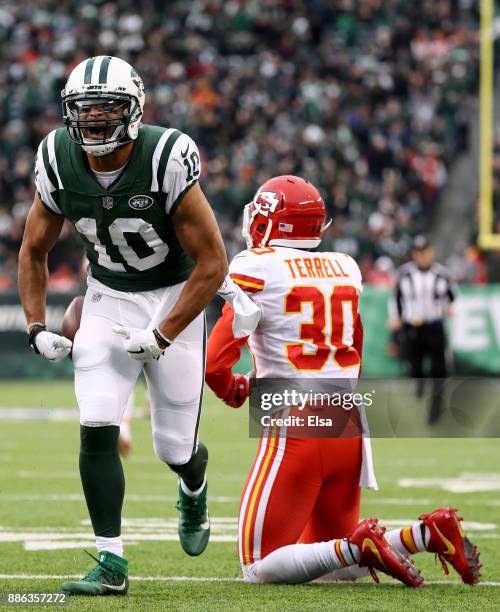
left=349, top=519, right=424, bottom=587
left=419, top=507, right=481, bottom=585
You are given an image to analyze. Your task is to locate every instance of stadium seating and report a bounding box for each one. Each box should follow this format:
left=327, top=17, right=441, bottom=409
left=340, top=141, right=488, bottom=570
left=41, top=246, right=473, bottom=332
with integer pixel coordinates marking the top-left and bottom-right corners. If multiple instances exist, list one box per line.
left=0, top=0, right=479, bottom=289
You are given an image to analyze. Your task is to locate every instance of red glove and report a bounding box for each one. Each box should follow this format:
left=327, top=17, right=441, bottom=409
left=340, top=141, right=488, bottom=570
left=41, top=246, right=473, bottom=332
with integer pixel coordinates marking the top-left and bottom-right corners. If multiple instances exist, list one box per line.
left=224, top=375, right=250, bottom=408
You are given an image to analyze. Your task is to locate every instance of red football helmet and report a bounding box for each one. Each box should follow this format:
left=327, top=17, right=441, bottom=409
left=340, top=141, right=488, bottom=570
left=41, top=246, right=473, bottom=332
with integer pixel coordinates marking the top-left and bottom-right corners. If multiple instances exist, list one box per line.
left=242, top=175, right=328, bottom=249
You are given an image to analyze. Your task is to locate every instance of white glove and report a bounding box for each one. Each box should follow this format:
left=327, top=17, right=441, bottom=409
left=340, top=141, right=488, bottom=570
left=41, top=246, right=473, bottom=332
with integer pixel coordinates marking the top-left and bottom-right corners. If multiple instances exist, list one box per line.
left=112, top=326, right=164, bottom=362
left=34, top=331, right=72, bottom=362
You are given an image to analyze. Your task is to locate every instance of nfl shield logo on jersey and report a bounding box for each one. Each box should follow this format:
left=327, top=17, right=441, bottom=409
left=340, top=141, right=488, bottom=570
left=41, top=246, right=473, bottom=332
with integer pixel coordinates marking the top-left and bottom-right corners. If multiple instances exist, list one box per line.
left=102, top=196, right=114, bottom=210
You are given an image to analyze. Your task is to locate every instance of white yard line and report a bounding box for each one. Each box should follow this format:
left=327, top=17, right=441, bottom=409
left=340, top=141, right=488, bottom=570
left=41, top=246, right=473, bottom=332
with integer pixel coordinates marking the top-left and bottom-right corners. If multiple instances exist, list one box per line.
left=0, top=494, right=239, bottom=503
left=366, top=498, right=435, bottom=505
left=8, top=493, right=500, bottom=505
left=398, top=474, right=500, bottom=493
left=369, top=498, right=500, bottom=507
left=0, top=575, right=242, bottom=582
left=11, top=471, right=177, bottom=482
left=0, top=408, right=78, bottom=421
left=0, top=574, right=499, bottom=586
left=0, top=516, right=496, bottom=551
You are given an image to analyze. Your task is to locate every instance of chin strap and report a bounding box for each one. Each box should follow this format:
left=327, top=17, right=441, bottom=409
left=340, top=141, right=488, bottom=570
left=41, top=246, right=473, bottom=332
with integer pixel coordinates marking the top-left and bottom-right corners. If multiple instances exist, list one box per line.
left=322, top=218, right=332, bottom=232
left=260, top=218, right=273, bottom=247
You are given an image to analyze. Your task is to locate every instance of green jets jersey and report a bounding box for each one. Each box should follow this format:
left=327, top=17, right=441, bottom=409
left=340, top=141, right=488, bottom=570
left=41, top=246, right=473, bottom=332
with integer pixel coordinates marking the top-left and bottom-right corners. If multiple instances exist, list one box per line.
left=34, top=125, right=202, bottom=291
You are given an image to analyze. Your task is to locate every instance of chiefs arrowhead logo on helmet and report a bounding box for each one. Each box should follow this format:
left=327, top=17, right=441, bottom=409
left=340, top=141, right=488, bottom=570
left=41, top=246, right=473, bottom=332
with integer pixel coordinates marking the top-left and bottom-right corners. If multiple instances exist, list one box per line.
left=242, top=175, right=329, bottom=249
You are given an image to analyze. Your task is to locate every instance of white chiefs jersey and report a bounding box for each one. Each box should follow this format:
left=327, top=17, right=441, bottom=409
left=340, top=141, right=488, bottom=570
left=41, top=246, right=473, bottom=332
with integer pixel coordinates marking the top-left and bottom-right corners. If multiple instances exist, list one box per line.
left=229, top=246, right=363, bottom=379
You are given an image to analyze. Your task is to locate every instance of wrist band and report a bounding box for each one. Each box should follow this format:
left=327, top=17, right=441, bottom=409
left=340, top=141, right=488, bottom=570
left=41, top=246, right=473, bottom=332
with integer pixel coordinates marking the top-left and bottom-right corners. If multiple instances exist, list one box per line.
left=153, top=328, right=172, bottom=349
left=27, top=321, right=46, bottom=335
left=28, top=323, right=47, bottom=354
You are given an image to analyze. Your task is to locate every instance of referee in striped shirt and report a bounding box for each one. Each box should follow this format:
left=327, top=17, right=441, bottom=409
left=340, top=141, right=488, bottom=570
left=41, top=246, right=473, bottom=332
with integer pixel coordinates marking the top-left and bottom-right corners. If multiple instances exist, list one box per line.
left=390, top=236, right=458, bottom=425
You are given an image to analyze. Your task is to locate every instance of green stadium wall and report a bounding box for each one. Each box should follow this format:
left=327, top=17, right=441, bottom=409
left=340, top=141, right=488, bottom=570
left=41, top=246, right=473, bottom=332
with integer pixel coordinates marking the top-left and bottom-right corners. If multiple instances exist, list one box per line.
left=0, top=285, right=498, bottom=379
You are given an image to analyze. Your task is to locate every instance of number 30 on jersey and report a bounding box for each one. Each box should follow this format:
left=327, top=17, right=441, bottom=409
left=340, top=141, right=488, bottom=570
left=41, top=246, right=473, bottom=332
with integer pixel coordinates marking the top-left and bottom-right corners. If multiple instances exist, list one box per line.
left=285, top=285, right=360, bottom=371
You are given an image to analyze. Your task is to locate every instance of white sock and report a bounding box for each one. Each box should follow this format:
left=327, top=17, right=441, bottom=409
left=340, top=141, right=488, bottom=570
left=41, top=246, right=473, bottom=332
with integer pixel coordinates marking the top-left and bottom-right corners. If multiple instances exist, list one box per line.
left=180, top=475, right=206, bottom=498
left=95, top=536, right=124, bottom=558
left=385, top=523, right=430, bottom=556
left=246, top=539, right=360, bottom=584
left=314, top=566, right=370, bottom=582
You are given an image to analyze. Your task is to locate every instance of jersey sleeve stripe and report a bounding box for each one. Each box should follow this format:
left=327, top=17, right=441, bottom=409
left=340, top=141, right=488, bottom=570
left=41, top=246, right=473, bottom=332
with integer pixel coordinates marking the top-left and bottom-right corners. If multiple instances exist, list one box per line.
left=169, top=180, right=197, bottom=216
left=150, top=128, right=177, bottom=192
left=232, top=283, right=263, bottom=294
left=231, top=273, right=265, bottom=286
left=39, top=198, right=63, bottom=216
left=42, top=137, right=59, bottom=192
left=37, top=135, right=62, bottom=215
left=232, top=279, right=264, bottom=290
left=47, top=130, right=62, bottom=189
left=230, top=273, right=265, bottom=292
left=156, top=129, right=182, bottom=192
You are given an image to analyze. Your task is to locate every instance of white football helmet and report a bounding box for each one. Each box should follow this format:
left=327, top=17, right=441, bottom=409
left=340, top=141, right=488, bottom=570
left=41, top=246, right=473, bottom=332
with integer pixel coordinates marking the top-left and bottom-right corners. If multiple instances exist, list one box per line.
left=61, top=56, right=145, bottom=157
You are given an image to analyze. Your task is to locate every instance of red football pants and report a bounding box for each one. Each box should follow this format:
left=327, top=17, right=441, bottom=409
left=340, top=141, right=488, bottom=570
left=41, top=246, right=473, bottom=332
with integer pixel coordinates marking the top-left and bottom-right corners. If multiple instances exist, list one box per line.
left=238, top=431, right=362, bottom=565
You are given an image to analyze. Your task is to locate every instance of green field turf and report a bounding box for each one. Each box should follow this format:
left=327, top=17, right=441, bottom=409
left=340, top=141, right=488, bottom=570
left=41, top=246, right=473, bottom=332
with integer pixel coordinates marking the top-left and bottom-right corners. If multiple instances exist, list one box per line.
left=0, top=381, right=499, bottom=611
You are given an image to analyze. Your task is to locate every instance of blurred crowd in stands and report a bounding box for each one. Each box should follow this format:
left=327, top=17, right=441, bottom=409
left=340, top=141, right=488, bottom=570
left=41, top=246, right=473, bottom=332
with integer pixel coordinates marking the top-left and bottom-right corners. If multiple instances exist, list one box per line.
left=0, top=0, right=487, bottom=291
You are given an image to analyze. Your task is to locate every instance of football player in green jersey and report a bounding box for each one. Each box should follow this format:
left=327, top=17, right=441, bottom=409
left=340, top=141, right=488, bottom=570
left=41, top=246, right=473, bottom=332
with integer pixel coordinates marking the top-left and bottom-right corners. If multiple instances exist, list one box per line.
left=18, top=56, right=228, bottom=596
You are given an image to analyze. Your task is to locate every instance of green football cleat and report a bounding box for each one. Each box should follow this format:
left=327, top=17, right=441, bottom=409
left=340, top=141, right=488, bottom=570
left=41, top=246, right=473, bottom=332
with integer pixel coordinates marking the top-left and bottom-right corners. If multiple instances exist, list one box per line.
left=176, top=481, right=210, bottom=556
left=62, top=551, right=128, bottom=596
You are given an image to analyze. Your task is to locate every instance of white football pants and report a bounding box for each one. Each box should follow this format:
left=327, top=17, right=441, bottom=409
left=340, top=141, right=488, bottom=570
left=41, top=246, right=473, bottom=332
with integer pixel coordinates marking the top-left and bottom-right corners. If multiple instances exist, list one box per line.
left=72, top=276, right=205, bottom=465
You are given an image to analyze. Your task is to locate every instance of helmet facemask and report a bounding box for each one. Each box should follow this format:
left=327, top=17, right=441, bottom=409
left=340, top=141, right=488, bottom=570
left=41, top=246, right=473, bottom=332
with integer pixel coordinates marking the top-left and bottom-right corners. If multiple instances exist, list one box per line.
left=242, top=201, right=256, bottom=248
left=242, top=200, right=275, bottom=248
left=62, top=94, right=141, bottom=157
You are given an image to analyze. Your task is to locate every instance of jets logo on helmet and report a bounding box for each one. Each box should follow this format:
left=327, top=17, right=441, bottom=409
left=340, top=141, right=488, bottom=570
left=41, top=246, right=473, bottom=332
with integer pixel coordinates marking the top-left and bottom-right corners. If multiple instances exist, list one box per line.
left=242, top=175, right=329, bottom=249
left=61, top=56, right=145, bottom=157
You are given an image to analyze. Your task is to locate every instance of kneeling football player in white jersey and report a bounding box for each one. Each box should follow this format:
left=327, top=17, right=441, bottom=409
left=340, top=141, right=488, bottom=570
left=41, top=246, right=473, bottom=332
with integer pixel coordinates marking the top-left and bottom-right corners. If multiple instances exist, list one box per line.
left=206, top=175, right=481, bottom=587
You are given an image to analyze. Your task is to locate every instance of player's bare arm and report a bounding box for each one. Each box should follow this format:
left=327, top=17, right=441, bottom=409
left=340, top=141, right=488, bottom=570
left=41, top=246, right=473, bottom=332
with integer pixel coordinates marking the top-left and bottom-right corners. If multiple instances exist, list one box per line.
left=157, top=182, right=228, bottom=343
left=18, top=192, right=64, bottom=326
left=19, top=192, right=72, bottom=361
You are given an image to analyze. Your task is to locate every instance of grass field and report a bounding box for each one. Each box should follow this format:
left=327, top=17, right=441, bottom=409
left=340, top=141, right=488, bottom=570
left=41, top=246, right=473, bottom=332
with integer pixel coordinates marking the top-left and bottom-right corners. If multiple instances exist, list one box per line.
left=0, top=380, right=499, bottom=611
